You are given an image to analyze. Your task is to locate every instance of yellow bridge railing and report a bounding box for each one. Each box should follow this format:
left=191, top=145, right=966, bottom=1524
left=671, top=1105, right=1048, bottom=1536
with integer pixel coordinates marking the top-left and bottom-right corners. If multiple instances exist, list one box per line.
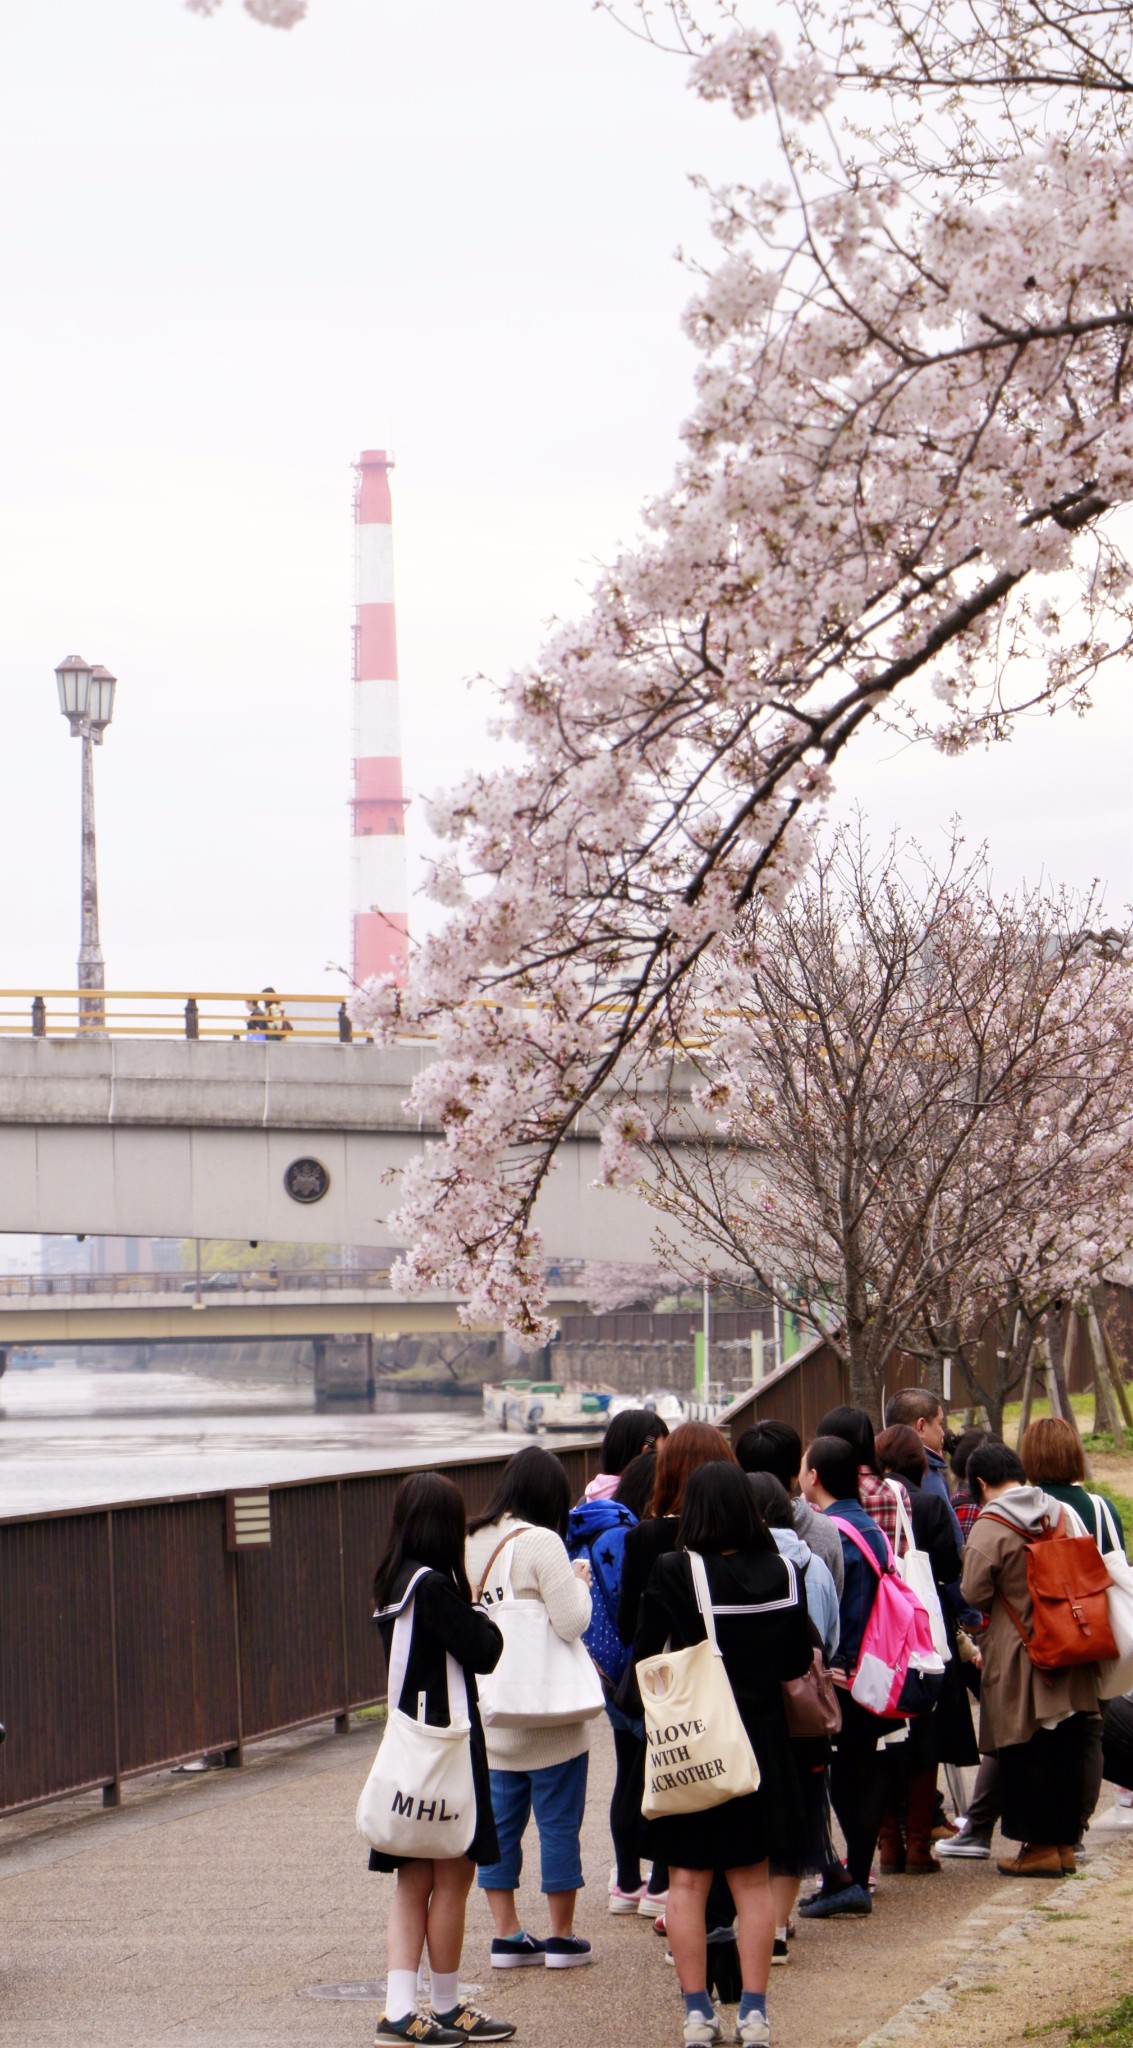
left=0, top=990, right=365, bottom=1042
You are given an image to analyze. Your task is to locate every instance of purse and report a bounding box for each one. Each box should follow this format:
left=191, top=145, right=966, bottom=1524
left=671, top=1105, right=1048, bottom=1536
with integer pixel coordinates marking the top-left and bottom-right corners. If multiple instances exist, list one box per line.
left=475, top=1526, right=605, bottom=1730
left=637, top=1550, right=762, bottom=1818
left=782, top=1641, right=842, bottom=1739
left=356, top=1567, right=476, bottom=1858
left=1089, top=1495, right=1133, bottom=1699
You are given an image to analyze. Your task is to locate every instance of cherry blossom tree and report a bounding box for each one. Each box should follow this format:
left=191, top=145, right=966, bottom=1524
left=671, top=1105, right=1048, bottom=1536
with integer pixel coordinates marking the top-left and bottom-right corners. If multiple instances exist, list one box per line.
left=639, top=824, right=1133, bottom=1423
left=337, top=0, right=1133, bottom=1344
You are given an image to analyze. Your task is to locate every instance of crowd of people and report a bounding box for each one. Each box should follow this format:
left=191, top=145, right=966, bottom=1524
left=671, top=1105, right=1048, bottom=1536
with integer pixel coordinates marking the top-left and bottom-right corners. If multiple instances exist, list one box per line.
left=362, top=1395, right=1128, bottom=2048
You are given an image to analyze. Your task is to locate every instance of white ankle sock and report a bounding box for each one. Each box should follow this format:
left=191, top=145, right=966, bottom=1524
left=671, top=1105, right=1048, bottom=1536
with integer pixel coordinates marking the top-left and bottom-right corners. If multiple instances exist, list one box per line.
left=775, top=1926, right=788, bottom=1941
left=386, top=1969, right=419, bottom=2022
left=431, top=1970, right=459, bottom=2013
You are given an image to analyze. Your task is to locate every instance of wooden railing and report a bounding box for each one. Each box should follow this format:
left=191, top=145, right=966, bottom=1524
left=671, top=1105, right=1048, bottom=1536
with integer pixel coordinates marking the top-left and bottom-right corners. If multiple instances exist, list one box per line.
left=0, top=1441, right=601, bottom=1819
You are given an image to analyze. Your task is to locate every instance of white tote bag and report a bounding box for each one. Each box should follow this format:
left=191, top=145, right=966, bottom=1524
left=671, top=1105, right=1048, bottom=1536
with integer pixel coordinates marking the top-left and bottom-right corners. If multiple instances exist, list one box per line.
left=885, top=1480, right=951, bottom=1663
left=1089, top=1496, right=1133, bottom=1700
left=475, top=1527, right=605, bottom=1730
left=356, top=1567, right=476, bottom=1858
left=638, top=1550, right=762, bottom=1819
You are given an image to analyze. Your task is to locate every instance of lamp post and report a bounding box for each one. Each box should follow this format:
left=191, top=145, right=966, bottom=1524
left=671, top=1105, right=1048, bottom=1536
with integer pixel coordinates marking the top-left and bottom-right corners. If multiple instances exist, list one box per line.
left=55, top=655, right=117, bottom=1033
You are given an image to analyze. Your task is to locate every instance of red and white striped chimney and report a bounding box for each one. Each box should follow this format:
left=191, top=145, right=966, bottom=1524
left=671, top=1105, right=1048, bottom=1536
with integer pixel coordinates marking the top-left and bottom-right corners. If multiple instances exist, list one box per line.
left=351, top=449, right=409, bottom=986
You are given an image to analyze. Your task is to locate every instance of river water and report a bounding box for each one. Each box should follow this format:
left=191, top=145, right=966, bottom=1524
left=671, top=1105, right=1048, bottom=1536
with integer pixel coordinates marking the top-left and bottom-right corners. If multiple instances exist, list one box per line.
left=0, top=1362, right=528, bottom=1517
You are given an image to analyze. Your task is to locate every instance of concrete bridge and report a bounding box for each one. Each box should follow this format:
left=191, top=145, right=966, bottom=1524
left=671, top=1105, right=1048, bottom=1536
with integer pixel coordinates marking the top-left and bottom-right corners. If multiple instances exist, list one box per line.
left=0, top=1270, right=591, bottom=1345
left=0, top=1037, right=705, bottom=1263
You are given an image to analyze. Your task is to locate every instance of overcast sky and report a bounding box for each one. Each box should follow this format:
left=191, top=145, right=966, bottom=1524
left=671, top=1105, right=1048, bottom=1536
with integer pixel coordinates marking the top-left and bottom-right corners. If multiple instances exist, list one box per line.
left=1, top=0, right=1129, bottom=1012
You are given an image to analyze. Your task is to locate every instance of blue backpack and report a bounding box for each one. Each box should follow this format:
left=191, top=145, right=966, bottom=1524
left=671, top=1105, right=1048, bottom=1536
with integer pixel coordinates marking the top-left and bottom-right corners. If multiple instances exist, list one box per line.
left=566, top=1499, right=637, bottom=1686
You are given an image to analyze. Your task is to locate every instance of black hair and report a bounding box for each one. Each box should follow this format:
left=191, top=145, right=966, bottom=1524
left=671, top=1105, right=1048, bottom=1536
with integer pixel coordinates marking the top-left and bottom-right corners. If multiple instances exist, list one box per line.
left=467, top=1443, right=571, bottom=1538
left=805, top=1433, right=861, bottom=1502
left=601, top=1407, right=670, bottom=1476
left=966, top=1441, right=1025, bottom=1496
left=747, top=1470, right=795, bottom=1532
left=733, top=1420, right=803, bottom=1487
left=677, top=1461, right=775, bottom=1556
left=373, top=1472, right=471, bottom=1606
left=817, top=1404, right=878, bottom=1474
left=950, top=1427, right=989, bottom=1482
left=613, top=1449, right=658, bottom=1520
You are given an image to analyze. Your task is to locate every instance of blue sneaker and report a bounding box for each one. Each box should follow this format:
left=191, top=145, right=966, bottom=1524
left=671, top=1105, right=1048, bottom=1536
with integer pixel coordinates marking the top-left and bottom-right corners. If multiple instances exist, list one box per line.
left=490, top=1931, right=546, bottom=1968
left=431, top=2005, right=516, bottom=2041
left=374, top=2018, right=462, bottom=2045
left=543, top=1934, right=594, bottom=1968
left=798, top=1883, right=872, bottom=1918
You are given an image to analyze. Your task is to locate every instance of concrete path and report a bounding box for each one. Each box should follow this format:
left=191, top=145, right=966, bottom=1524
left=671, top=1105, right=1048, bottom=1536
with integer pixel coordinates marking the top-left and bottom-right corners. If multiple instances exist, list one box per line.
left=1, top=1718, right=1128, bottom=2048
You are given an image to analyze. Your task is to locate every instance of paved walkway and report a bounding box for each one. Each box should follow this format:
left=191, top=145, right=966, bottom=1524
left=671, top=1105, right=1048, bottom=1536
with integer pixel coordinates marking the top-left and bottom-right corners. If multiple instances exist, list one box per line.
left=1, top=1718, right=1130, bottom=2048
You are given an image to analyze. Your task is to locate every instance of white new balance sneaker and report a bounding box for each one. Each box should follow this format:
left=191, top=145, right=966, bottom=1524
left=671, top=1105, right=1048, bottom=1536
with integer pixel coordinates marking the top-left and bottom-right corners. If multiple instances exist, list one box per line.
left=683, top=2007, right=723, bottom=2046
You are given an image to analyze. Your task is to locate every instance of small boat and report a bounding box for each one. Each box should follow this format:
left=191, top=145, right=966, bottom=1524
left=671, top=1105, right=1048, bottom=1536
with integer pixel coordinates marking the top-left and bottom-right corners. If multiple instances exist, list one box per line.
left=482, top=1379, right=534, bottom=1430
left=482, top=1381, right=614, bottom=1433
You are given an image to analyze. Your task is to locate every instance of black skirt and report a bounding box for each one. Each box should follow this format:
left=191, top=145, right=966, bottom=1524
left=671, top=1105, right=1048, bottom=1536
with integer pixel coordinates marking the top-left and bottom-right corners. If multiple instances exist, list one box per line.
left=999, top=1715, right=1086, bottom=1848
left=644, top=1706, right=805, bottom=1873
left=368, top=1717, right=500, bottom=1873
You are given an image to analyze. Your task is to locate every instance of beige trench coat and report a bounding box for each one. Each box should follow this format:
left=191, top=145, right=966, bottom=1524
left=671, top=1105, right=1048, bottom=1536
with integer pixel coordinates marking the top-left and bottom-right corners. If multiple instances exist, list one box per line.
left=960, top=1501, right=1102, bottom=1752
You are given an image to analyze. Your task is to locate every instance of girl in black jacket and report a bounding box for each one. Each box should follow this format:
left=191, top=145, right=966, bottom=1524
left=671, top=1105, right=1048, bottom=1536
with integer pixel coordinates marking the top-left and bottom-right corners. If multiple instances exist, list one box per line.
left=635, top=1464, right=812, bottom=2048
left=369, top=1473, right=513, bottom=2048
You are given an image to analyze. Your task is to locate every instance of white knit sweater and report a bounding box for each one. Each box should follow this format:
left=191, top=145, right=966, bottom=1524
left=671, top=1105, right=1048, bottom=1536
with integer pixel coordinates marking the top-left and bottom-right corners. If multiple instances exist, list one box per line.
left=465, top=1516, right=594, bottom=1771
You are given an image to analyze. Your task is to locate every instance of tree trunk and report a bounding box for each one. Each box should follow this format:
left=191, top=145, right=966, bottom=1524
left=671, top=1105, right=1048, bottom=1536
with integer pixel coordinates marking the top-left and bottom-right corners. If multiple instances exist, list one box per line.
left=1086, top=1307, right=1123, bottom=1438
left=847, top=1340, right=884, bottom=1424
left=1042, top=1311, right=1090, bottom=1477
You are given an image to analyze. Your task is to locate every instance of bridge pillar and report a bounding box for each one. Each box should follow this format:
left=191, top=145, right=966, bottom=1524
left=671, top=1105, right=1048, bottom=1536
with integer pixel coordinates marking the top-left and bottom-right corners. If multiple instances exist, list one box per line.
left=312, top=1335, right=375, bottom=1408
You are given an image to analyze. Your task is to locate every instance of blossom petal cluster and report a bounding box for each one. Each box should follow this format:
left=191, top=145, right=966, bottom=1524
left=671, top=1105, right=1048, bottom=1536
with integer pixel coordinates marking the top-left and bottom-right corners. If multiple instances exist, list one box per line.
left=346, top=2, right=1133, bottom=1341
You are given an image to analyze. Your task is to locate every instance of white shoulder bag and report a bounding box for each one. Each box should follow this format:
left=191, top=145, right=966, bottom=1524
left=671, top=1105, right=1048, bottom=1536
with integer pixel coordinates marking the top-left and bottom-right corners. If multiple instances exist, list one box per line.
left=1089, top=1495, right=1133, bottom=1699
left=638, top=1550, right=762, bottom=1818
left=356, top=1567, right=476, bottom=1858
left=475, top=1527, right=605, bottom=1730
left=884, top=1479, right=951, bottom=1663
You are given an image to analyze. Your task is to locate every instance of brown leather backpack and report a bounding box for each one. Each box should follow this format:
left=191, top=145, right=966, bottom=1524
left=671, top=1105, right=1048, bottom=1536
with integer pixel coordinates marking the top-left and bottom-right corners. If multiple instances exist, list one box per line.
left=985, top=1511, right=1117, bottom=1670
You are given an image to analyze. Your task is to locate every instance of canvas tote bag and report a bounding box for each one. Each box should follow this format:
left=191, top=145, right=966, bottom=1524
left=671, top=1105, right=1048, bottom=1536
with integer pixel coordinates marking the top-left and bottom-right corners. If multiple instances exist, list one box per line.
left=884, top=1479, right=951, bottom=1661
left=638, top=1550, right=762, bottom=1819
left=356, top=1567, right=476, bottom=1858
left=475, top=1526, right=605, bottom=1730
left=1089, top=1495, right=1133, bottom=1699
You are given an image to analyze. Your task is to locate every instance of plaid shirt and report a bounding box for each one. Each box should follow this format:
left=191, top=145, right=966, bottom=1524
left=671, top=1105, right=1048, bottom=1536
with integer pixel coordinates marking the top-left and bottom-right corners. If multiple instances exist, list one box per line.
left=858, top=1467, right=910, bottom=1556
left=951, top=1484, right=981, bottom=1542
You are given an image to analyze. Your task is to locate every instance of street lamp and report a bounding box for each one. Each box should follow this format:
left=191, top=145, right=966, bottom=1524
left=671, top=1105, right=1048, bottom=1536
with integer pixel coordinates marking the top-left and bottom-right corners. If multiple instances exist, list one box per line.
left=54, top=654, right=117, bottom=1032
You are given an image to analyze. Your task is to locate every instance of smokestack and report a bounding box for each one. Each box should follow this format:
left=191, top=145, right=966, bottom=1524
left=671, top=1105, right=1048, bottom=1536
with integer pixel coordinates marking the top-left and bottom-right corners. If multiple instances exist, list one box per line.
left=351, top=449, right=409, bottom=986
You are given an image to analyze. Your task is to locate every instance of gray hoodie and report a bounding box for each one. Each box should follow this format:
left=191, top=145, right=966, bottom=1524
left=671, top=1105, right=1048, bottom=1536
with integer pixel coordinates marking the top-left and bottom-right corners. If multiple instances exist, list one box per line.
left=980, top=1483, right=1071, bottom=1534
left=771, top=1524, right=841, bottom=1660
left=792, top=1495, right=845, bottom=1596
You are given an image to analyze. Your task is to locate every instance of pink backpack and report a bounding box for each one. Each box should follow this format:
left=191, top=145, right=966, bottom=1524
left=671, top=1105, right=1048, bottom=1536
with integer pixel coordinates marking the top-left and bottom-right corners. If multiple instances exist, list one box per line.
left=829, top=1516, right=945, bottom=1717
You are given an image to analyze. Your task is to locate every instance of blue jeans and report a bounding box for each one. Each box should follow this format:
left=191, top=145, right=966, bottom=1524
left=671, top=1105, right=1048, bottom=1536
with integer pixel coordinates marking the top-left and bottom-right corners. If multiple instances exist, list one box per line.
left=477, top=1754, right=589, bottom=1893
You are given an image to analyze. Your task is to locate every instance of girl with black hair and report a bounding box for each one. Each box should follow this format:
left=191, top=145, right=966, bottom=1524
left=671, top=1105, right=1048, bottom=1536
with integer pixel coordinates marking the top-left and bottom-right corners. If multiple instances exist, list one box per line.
left=580, top=1406, right=671, bottom=1502
left=817, top=1404, right=911, bottom=1552
left=369, top=1473, right=514, bottom=2047
left=636, top=1463, right=812, bottom=2048
left=465, top=1445, right=596, bottom=1970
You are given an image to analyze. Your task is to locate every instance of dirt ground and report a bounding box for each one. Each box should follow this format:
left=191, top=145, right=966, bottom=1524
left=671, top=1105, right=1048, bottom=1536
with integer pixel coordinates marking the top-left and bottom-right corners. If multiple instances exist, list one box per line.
left=861, top=1813, right=1133, bottom=2048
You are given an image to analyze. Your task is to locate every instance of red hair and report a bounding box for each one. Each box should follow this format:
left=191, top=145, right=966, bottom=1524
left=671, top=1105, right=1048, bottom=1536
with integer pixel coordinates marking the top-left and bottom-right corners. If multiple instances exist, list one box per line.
left=650, top=1421, right=736, bottom=1518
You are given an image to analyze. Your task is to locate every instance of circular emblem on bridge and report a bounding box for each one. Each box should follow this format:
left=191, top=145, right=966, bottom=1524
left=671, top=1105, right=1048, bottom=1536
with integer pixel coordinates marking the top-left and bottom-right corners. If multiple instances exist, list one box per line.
left=284, top=1157, right=331, bottom=1205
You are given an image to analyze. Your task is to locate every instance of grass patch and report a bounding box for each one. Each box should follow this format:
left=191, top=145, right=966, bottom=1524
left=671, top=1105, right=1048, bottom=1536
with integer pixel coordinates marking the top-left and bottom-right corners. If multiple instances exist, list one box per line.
left=1096, top=1486, right=1133, bottom=1543
left=355, top=1704, right=387, bottom=1723
left=1065, top=1994, right=1133, bottom=2048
